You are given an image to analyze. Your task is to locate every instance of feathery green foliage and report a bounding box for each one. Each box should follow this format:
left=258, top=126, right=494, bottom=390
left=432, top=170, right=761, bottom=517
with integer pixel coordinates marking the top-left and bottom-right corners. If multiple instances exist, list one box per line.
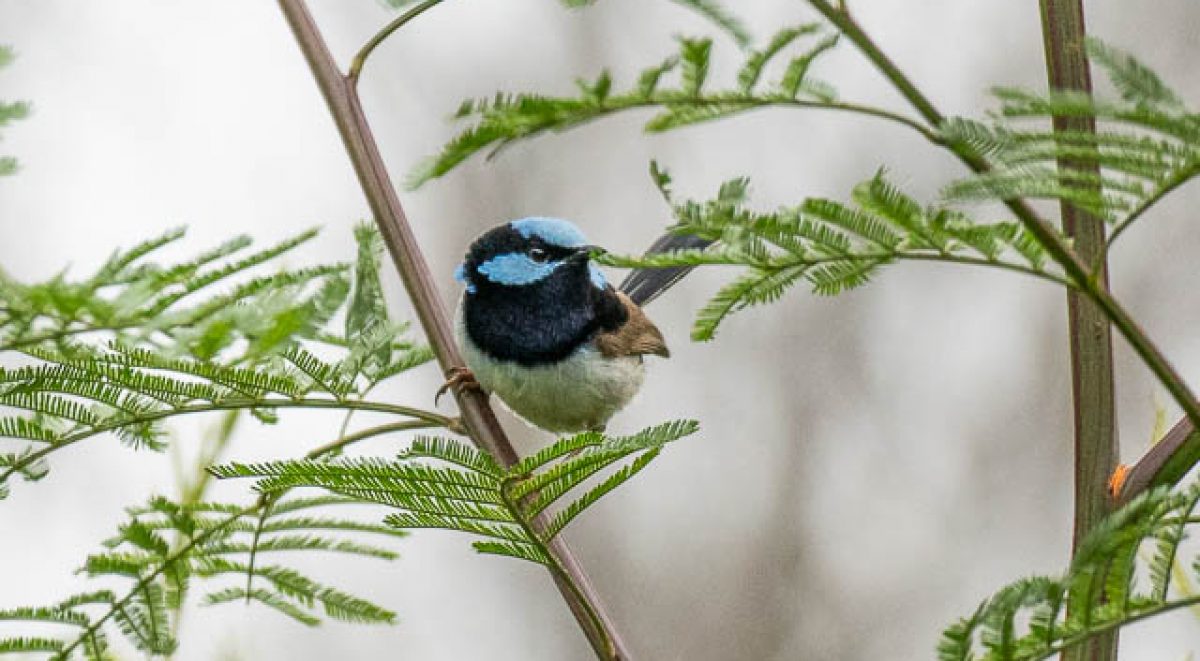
left=0, top=227, right=439, bottom=498
left=598, top=165, right=1063, bottom=340
left=210, top=420, right=699, bottom=567
left=0, top=494, right=404, bottom=658
left=0, top=44, right=30, bottom=177
left=0, top=227, right=345, bottom=355
left=8, top=0, right=1200, bottom=656
left=939, top=478, right=1200, bottom=661
left=407, top=24, right=844, bottom=187
left=402, top=4, right=1200, bottom=652
left=941, top=39, right=1200, bottom=245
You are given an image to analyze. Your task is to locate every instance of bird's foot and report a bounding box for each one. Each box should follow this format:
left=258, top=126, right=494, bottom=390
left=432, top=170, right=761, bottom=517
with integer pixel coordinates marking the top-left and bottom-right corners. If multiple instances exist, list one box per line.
left=436, top=366, right=481, bottom=406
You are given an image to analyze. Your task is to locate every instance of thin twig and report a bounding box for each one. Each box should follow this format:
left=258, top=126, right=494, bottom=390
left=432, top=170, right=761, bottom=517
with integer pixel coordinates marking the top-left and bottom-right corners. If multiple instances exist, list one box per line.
left=1106, top=163, right=1199, bottom=248
left=274, top=2, right=632, bottom=657
left=308, top=419, right=440, bottom=457
left=568, top=96, right=941, bottom=145
left=348, top=0, right=446, bottom=86
left=0, top=397, right=455, bottom=486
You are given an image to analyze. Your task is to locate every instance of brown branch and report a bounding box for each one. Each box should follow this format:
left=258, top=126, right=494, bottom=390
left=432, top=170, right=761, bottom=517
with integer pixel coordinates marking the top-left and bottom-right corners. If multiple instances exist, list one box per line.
left=1116, top=417, right=1200, bottom=505
left=1037, top=2, right=1118, bottom=661
left=273, top=2, right=631, bottom=658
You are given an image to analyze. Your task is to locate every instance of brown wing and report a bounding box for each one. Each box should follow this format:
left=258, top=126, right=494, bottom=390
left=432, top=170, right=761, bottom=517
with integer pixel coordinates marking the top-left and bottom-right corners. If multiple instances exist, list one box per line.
left=594, top=292, right=670, bottom=359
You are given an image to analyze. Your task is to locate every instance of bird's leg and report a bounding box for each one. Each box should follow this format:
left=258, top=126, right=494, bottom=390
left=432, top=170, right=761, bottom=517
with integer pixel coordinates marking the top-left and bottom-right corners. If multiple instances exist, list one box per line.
left=436, top=365, right=482, bottom=406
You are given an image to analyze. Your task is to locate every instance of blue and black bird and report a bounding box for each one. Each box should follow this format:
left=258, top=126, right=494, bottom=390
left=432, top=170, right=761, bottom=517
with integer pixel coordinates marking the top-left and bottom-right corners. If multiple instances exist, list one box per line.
left=449, top=217, right=709, bottom=432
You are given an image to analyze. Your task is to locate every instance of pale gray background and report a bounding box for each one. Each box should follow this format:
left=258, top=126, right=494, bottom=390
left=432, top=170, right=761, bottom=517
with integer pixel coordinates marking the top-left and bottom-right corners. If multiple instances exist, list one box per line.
left=2, top=1, right=1199, bottom=659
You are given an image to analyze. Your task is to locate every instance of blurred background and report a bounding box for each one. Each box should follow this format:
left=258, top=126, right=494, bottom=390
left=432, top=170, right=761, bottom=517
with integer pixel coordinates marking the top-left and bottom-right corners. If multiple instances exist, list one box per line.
left=2, top=1, right=1200, bottom=659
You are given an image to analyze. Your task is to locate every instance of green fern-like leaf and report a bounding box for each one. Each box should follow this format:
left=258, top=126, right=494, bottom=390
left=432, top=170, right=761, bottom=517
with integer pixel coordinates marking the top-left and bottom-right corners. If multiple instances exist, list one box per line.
left=941, top=39, right=1200, bottom=244
left=0, top=227, right=444, bottom=498
left=407, top=26, right=843, bottom=188
left=544, top=448, right=662, bottom=538
left=7, top=491, right=408, bottom=656
left=1084, top=38, right=1183, bottom=110
left=212, top=421, right=699, bottom=575
left=0, top=228, right=345, bottom=357
left=599, top=168, right=1071, bottom=341
left=938, top=480, right=1200, bottom=661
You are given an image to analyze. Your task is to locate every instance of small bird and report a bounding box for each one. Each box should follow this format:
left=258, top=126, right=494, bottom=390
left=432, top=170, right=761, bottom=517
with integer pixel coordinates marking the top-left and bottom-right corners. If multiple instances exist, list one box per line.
left=448, top=217, right=708, bottom=433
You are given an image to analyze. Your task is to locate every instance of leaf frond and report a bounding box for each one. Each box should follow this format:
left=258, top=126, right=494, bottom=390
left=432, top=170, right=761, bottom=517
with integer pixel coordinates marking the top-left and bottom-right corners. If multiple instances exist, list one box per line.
left=938, top=479, right=1200, bottom=661
left=407, top=27, right=843, bottom=187
left=942, top=39, right=1200, bottom=243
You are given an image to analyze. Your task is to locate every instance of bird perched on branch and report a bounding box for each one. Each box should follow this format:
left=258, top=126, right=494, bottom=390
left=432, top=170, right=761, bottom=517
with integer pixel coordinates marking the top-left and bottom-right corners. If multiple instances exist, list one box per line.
left=445, top=217, right=709, bottom=432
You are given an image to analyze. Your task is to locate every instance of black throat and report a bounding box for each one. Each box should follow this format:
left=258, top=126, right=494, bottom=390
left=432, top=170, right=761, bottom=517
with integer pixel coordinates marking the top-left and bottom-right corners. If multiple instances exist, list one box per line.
left=463, top=264, right=627, bottom=366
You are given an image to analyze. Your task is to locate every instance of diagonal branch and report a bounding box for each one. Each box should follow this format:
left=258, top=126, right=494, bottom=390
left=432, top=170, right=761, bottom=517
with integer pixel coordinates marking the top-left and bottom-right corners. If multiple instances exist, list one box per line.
left=804, top=0, right=1200, bottom=497
left=273, top=2, right=631, bottom=658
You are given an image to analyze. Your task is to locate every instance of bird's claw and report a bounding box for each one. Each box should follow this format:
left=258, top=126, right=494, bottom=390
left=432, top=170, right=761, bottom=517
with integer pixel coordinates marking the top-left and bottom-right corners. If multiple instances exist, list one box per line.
left=436, top=366, right=481, bottom=406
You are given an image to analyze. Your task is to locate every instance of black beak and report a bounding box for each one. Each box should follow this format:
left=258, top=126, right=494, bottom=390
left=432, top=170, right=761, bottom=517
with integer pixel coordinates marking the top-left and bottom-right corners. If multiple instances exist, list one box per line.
left=568, top=245, right=606, bottom=262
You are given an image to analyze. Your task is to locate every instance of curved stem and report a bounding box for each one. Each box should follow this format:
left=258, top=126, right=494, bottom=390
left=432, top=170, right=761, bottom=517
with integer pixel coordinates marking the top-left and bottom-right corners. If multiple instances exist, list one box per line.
left=0, top=398, right=455, bottom=487
left=605, top=250, right=1075, bottom=289
left=804, top=0, right=944, bottom=125
left=1106, top=164, right=1199, bottom=249
left=634, top=96, right=940, bottom=144
left=1, top=322, right=138, bottom=352
left=242, top=497, right=274, bottom=604
left=901, top=253, right=1074, bottom=288
left=307, top=419, right=440, bottom=457
left=347, top=0, right=447, bottom=86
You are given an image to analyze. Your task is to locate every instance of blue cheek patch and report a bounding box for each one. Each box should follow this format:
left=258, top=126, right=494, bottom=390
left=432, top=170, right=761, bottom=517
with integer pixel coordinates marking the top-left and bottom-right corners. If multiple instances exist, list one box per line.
left=588, top=263, right=607, bottom=289
left=510, top=217, right=588, bottom=248
left=477, top=253, right=559, bottom=286
left=454, top=263, right=476, bottom=293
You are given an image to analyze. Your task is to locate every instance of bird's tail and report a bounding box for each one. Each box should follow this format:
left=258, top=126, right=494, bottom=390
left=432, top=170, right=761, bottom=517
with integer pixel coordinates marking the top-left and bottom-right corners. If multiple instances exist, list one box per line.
left=618, top=232, right=714, bottom=307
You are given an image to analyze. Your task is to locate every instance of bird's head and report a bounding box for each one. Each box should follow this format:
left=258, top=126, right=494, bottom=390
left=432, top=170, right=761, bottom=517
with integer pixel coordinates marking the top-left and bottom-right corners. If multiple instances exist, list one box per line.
left=455, top=217, right=607, bottom=295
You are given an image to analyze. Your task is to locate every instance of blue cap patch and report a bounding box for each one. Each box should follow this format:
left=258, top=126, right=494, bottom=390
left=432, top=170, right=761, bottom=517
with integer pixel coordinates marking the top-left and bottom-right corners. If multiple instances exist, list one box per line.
left=510, top=217, right=588, bottom=248
left=477, top=253, right=559, bottom=286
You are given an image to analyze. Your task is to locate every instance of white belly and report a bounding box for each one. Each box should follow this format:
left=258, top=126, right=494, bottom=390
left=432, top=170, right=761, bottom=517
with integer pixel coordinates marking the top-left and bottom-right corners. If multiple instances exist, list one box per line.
left=456, top=309, right=644, bottom=432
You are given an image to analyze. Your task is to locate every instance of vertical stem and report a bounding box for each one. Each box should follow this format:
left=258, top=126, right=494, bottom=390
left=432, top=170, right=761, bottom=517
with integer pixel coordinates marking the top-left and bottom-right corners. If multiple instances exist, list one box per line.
left=1038, top=2, right=1119, bottom=660
left=273, top=2, right=631, bottom=658
left=804, top=4, right=1200, bottom=481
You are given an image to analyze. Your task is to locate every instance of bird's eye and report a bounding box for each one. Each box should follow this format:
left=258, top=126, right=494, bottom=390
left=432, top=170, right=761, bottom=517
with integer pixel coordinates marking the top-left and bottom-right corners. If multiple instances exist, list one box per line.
left=529, top=247, right=549, bottom=263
